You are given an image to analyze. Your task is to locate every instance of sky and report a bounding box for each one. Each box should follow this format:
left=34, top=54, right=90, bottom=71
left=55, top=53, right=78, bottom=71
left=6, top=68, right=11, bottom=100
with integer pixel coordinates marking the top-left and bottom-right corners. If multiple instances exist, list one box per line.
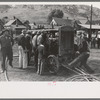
left=64, top=2, right=100, bottom=9
left=0, top=2, right=100, bottom=9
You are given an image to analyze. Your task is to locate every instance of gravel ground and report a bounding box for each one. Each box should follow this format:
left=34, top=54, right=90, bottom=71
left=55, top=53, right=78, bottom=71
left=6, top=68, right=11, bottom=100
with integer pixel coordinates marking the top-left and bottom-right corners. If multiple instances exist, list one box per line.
left=0, top=44, right=100, bottom=82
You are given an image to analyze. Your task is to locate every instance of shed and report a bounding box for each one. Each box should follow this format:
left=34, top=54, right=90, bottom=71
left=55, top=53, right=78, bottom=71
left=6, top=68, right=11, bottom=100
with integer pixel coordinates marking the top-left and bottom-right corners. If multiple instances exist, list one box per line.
left=50, top=17, right=74, bottom=27
left=4, top=18, right=26, bottom=35
left=86, top=20, right=100, bottom=25
left=78, top=24, right=100, bottom=30
left=79, top=19, right=87, bottom=24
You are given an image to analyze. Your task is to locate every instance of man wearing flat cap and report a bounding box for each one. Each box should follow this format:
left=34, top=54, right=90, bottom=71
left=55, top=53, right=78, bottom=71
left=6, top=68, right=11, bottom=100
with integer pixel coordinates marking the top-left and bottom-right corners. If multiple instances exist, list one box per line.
left=68, top=33, right=94, bottom=74
left=0, top=29, right=14, bottom=73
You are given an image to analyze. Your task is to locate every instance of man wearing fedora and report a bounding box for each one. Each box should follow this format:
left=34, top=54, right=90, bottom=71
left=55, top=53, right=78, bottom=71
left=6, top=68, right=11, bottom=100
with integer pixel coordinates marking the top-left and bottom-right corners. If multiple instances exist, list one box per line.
left=0, top=29, right=14, bottom=73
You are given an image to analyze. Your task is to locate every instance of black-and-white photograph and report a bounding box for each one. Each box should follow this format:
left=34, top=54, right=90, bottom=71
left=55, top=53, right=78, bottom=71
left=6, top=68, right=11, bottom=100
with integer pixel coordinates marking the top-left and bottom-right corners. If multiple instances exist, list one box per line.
left=0, top=2, right=100, bottom=82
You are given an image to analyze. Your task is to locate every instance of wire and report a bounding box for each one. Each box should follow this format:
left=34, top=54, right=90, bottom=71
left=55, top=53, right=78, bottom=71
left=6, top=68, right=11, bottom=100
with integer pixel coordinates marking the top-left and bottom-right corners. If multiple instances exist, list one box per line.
left=62, top=64, right=100, bottom=82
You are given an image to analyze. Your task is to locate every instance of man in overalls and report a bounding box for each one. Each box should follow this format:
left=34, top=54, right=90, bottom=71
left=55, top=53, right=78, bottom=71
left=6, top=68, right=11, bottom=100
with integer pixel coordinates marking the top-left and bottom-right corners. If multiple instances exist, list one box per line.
left=0, top=29, right=14, bottom=73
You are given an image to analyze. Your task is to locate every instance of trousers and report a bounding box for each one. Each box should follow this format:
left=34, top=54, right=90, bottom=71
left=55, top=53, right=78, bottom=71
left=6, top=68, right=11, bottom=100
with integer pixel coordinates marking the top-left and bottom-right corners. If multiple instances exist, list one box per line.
left=37, top=58, right=44, bottom=75
left=69, top=52, right=93, bottom=73
left=18, top=46, right=27, bottom=68
left=1, top=47, right=13, bottom=71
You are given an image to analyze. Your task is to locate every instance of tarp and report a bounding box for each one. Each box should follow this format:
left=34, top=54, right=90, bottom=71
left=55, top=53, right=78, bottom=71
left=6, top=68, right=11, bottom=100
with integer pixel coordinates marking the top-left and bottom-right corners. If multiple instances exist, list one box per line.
left=79, top=24, right=100, bottom=30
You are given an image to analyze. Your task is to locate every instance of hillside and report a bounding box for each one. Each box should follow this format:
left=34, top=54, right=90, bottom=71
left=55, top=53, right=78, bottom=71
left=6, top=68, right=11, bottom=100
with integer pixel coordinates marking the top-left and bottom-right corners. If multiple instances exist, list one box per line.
left=0, top=5, right=100, bottom=24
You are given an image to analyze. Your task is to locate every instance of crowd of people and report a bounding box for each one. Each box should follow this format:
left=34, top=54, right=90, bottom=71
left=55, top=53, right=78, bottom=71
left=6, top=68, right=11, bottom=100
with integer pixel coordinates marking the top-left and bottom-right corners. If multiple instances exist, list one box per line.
left=91, top=32, right=100, bottom=49
left=0, top=28, right=94, bottom=75
left=16, top=29, right=49, bottom=75
left=0, top=28, right=52, bottom=75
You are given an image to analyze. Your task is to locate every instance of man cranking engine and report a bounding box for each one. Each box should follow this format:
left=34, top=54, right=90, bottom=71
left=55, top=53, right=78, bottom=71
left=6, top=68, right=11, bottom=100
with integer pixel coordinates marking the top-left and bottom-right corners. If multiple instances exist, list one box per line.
left=68, top=32, right=94, bottom=74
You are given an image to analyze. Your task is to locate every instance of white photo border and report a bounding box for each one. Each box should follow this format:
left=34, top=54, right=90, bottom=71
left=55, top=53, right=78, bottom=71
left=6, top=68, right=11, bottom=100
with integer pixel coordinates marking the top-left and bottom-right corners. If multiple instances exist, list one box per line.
left=0, top=1, right=100, bottom=98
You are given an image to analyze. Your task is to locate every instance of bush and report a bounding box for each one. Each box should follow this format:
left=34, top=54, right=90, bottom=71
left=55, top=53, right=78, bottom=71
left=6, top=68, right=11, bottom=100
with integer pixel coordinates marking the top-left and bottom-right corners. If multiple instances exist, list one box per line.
left=47, top=9, right=64, bottom=23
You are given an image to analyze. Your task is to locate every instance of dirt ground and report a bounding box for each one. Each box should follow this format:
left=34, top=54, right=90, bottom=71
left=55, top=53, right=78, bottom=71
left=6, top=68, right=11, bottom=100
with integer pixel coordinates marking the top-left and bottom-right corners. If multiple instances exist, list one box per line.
left=0, top=44, right=100, bottom=81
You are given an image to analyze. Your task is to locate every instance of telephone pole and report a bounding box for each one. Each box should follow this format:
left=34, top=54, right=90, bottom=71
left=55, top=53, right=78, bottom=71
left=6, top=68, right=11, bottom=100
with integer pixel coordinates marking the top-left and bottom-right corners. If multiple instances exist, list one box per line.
left=89, top=5, right=92, bottom=40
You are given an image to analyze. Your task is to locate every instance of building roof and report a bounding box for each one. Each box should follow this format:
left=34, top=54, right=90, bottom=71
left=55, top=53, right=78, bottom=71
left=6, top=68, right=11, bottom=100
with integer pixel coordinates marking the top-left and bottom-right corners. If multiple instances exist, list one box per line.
left=86, top=20, right=100, bottom=25
left=79, top=19, right=87, bottom=24
left=79, top=24, right=100, bottom=30
left=4, top=18, right=24, bottom=27
left=4, top=18, right=26, bottom=29
left=51, top=17, right=74, bottom=26
left=4, top=19, right=16, bottom=26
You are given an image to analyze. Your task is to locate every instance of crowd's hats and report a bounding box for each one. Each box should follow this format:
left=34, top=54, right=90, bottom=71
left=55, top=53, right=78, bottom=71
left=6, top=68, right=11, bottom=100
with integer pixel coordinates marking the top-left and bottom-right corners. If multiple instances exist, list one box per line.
left=83, top=35, right=87, bottom=39
left=32, top=31, right=37, bottom=35
left=26, top=31, right=31, bottom=35
left=77, top=32, right=81, bottom=36
left=37, top=31, right=41, bottom=35
left=21, top=29, right=26, bottom=33
left=83, top=32, right=87, bottom=37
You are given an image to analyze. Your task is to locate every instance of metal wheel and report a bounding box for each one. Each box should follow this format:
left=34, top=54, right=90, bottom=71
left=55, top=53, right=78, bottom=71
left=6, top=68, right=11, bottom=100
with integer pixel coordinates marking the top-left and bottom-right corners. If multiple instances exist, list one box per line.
left=47, top=55, right=59, bottom=74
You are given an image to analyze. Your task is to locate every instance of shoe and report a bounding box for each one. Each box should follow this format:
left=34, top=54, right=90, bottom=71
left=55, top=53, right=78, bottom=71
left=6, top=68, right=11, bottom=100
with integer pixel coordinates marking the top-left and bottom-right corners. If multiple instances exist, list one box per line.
left=0, top=70, right=4, bottom=73
left=10, top=65, right=13, bottom=68
left=37, top=71, right=40, bottom=74
left=88, top=70, right=94, bottom=74
left=49, top=70, right=54, bottom=73
left=9, top=63, right=13, bottom=68
left=27, top=62, right=30, bottom=66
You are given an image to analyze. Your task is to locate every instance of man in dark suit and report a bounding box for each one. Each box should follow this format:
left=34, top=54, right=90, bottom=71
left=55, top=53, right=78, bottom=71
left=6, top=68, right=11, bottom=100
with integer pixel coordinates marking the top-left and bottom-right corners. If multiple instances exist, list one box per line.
left=0, top=29, right=14, bottom=73
left=25, top=31, right=32, bottom=66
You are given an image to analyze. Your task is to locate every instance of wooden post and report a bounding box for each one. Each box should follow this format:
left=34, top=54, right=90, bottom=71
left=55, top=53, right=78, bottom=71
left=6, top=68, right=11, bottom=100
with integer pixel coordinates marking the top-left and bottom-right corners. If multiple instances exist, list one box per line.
left=89, top=5, right=92, bottom=40
left=51, top=22, right=54, bottom=29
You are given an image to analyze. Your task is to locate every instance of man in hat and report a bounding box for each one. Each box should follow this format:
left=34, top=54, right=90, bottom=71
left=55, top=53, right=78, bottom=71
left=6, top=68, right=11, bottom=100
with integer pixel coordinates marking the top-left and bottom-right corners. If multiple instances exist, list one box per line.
left=17, top=29, right=27, bottom=69
left=37, top=39, right=45, bottom=75
left=37, top=31, right=43, bottom=46
left=25, top=31, right=32, bottom=66
left=32, top=31, right=41, bottom=70
left=0, top=29, right=14, bottom=73
left=68, top=33, right=94, bottom=74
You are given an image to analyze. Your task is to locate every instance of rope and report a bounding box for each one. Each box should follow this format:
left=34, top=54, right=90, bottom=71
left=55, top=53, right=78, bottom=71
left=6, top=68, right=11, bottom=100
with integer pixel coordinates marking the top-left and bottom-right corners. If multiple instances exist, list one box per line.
left=62, top=64, right=100, bottom=82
